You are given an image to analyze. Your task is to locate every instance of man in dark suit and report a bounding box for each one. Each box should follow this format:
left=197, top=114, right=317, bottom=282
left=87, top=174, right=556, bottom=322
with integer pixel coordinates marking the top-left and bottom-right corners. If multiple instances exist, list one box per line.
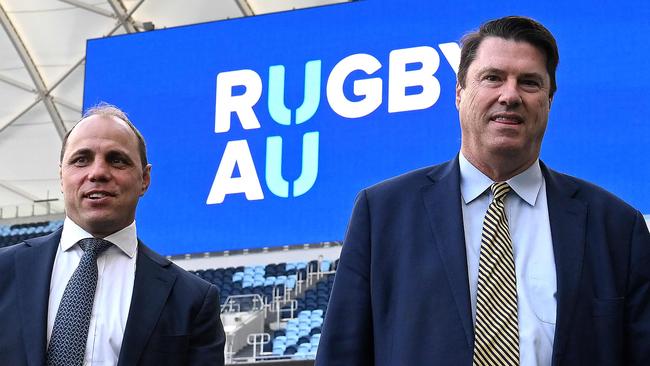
left=0, top=104, right=225, bottom=365
left=316, top=16, right=650, bottom=365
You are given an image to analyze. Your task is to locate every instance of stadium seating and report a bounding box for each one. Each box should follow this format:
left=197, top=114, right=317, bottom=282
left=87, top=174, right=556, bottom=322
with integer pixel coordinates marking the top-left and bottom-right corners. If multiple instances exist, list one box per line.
left=192, top=258, right=338, bottom=362
left=0, top=220, right=63, bottom=249
left=193, top=262, right=312, bottom=308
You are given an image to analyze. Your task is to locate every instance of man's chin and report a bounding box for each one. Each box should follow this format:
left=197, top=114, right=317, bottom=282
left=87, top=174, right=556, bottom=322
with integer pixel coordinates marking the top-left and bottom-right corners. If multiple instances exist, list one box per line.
left=488, top=141, right=535, bottom=158
left=78, top=216, right=127, bottom=238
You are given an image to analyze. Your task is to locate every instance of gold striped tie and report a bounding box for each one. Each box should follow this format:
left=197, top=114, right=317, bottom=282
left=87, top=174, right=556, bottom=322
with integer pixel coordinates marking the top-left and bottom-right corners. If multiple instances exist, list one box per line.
left=473, top=182, right=519, bottom=366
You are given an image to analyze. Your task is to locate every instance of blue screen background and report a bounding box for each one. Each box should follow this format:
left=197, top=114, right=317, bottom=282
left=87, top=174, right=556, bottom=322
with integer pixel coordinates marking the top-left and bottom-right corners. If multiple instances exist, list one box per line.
left=84, top=0, right=650, bottom=255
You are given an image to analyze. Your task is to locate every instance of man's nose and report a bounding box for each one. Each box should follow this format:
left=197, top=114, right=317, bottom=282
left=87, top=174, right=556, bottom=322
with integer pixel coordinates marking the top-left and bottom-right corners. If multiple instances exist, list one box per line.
left=498, top=79, right=522, bottom=107
left=88, top=160, right=111, bottom=181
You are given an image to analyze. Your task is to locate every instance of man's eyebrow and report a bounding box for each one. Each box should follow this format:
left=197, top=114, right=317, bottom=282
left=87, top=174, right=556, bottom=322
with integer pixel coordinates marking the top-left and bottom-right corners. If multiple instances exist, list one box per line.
left=67, top=148, right=93, bottom=159
left=477, top=67, right=506, bottom=75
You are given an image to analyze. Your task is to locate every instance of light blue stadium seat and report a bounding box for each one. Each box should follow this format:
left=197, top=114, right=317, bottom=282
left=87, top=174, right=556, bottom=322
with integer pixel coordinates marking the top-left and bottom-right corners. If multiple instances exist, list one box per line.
left=298, top=324, right=311, bottom=337
left=286, top=329, right=298, bottom=340
left=311, top=309, right=324, bottom=317
left=310, top=319, right=323, bottom=328
left=232, top=272, right=244, bottom=282
left=320, top=260, right=331, bottom=272
left=298, top=343, right=311, bottom=354
left=264, top=276, right=276, bottom=286
left=286, top=334, right=299, bottom=346
left=286, top=262, right=296, bottom=271
left=275, top=276, right=287, bottom=286
left=296, top=262, right=307, bottom=270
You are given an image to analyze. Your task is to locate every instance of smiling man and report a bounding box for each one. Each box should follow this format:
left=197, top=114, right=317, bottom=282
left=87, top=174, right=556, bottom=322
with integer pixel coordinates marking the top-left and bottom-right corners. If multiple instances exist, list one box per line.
left=0, top=104, right=225, bottom=366
left=316, top=16, right=650, bottom=365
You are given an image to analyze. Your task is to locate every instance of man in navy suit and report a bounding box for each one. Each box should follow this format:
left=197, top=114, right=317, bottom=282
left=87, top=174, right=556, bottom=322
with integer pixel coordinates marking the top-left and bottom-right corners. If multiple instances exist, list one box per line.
left=0, top=104, right=225, bottom=365
left=316, top=16, right=650, bottom=365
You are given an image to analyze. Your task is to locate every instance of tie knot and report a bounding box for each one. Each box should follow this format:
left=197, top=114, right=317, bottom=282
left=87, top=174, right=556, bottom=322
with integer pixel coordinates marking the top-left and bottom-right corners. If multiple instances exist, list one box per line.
left=490, top=182, right=511, bottom=201
left=78, top=238, right=112, bottom=257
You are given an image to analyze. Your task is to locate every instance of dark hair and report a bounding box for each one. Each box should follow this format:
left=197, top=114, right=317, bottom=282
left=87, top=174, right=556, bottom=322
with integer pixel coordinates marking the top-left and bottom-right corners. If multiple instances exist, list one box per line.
left=457, top=16, right=559, bottom=98
left=60, top=102, right=148, bottom=168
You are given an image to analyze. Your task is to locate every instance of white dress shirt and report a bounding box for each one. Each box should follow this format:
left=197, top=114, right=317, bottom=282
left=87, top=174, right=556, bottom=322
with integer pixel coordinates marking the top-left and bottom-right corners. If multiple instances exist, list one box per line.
left=459, top=153, right=557, bottom=366
left=48, top=217, right=138, bottom=365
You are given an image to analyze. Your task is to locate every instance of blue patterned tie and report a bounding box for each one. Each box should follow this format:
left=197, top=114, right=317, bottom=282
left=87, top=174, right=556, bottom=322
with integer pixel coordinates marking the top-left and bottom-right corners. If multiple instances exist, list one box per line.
left=46, top=238, right=112, bottom=366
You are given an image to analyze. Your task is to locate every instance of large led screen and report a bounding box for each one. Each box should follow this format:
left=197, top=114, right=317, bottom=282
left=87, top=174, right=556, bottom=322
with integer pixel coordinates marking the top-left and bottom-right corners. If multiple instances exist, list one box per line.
left=84, top=0, right=650, bottom=255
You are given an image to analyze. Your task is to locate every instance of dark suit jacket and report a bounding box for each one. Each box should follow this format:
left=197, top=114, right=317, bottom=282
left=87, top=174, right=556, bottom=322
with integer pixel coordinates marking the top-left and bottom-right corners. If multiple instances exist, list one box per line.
left=316, top=158, right=650, bottom=365
left=0, top=229, right=225, bottom=366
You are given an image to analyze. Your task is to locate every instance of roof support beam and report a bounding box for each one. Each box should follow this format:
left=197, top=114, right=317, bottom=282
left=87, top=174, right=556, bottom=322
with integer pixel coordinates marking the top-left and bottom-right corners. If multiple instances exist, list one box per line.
left=0, top=98, right=42, bottom=135
left=53, top=97, right=81, bottom=114
left=58, top=0, right=115, bottom=18
left=107, top=0, right=137, bottom=33
left=0, top=73, right=35, bottom=93
left=235, top=0, right=255, bottom=16
left=0, top=180, right=41, bottom=202
left=0, top=4, right=67, bottom=139
left=0, top=180, right=59, bottom=212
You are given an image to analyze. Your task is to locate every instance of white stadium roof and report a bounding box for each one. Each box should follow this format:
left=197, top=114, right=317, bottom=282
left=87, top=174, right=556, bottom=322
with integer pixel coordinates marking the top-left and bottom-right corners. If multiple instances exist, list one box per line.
left=0, top=0, right=347, bottom=220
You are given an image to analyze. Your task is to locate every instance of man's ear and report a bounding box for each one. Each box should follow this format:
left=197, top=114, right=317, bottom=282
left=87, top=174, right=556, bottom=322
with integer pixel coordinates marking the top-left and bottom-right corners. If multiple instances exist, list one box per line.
left=455, top=81, right=463, bottom=110
left=141, top=164, right=152, bottom=196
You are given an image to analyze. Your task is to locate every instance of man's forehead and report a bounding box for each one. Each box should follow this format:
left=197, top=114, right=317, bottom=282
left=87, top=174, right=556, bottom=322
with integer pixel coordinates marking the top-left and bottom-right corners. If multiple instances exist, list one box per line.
left=470, top=37, right=548, bottom=74
left=67, top=115, right=137, bottom=145
left=62, top=114, right=140, bottom=163
left=475, top=37, right=547, bottom=61
left=74, top=114, right=129, bottom=131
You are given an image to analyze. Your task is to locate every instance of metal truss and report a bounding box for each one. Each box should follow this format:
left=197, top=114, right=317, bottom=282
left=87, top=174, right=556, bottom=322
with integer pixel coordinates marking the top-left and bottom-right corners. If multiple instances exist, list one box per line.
left=0, top=3, right=67, bottom=138
left=235, top=0, right=255, bottom=16
left=0, top=0, right=147, bottom=140
left=106, top=0, right=138, bottom=33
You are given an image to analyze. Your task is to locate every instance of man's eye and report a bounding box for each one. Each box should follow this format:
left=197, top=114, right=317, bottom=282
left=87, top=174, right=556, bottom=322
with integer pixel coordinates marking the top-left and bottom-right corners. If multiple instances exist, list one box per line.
left=72, top=157, right=88, bottom=166
left=111, top=157, right=126, bottom=165
left=521, top=79, right=541, bottom=88
left=484, top=75, right=500, bottom=82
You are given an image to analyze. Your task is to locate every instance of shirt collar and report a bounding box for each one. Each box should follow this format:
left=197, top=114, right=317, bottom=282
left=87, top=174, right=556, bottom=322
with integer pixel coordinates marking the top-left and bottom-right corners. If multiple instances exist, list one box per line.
left=60, top=217, right=138, bottom=258
left=459, top=152, right=543, bottom=206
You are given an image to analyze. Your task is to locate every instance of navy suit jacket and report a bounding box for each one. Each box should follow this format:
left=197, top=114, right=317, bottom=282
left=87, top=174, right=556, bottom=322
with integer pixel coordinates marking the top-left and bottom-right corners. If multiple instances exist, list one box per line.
left=316, top=158, right=650, bottom=365
left=0, top=229, right=225, bottom=366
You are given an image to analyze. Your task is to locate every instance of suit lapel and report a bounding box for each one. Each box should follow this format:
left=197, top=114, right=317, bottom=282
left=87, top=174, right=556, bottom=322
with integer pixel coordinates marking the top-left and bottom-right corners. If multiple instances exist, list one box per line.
left=421, top=158, right=474, bottom=348
left=15, top=229, right=61, bottom=366
left=118, top=243, right=176, bottom=366
left=542, top=163, right=587, bottom=364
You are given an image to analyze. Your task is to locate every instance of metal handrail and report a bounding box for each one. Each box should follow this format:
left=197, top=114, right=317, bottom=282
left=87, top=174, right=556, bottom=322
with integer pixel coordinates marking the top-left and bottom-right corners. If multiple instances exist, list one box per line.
left=221, top=294, right=265, bottom=313
left=246, top=332, right=271, bottom=358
